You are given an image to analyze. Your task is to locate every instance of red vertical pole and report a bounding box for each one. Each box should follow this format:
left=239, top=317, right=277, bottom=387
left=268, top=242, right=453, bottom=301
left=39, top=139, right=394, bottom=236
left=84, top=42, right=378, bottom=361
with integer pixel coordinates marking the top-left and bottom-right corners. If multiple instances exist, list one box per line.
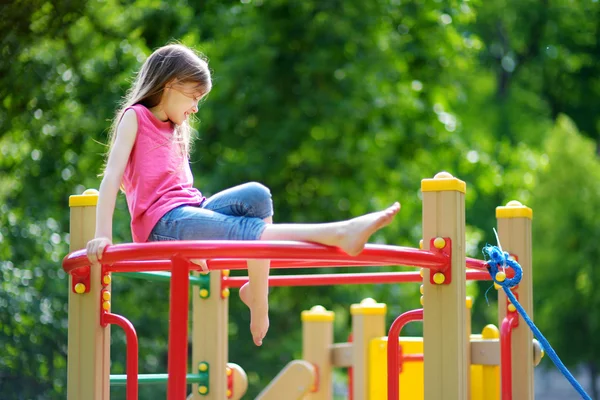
left=500, top=315, right=517, bottom=400
left=167, top=255, right=190, bottom=400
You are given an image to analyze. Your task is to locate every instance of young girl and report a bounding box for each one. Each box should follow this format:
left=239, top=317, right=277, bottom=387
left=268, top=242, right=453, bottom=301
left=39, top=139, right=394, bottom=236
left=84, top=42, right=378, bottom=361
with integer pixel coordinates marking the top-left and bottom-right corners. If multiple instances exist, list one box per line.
left=86, top=43, right=401, bottom=347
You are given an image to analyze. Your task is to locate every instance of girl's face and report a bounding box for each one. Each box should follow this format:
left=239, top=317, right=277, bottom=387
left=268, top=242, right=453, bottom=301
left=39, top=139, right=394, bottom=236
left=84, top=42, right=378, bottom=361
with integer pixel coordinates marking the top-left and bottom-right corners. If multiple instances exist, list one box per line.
left=162, top=81, right=206, bottom=125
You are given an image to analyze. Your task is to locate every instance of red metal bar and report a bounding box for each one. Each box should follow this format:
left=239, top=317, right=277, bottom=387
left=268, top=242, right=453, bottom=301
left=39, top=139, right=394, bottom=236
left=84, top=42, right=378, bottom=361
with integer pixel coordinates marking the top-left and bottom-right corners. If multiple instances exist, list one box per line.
left=223, top=270, right=492, bottom=289
left=167, top=255, right=190, bottom=400
left=62, top=241, right=449, bottom=274
left=107, top=258, right=386, bottom=273
left=500, top=315, right=518, bottom=400
left=104, top=313, right=138, bottom=400
left=466, top=257, right=487, bottom=270
left=387, top=309, right=424, bottom=400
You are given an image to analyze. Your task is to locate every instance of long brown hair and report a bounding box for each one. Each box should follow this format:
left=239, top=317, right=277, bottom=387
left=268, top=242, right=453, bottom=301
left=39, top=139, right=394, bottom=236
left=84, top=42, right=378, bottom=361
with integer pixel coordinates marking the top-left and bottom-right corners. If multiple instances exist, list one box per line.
left=105, top=43, right=212, bottom=171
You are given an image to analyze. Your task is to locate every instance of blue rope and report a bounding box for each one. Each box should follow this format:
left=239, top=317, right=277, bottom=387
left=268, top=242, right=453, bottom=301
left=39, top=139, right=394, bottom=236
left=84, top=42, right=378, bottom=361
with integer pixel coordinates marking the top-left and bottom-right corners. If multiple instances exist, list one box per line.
left=482, top=245, right=592, bottom=400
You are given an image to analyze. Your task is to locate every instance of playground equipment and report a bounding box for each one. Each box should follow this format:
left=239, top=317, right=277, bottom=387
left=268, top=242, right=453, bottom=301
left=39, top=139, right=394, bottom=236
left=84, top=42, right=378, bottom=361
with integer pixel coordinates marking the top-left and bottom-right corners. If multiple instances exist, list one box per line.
left=62, top=172, right=542, bottom=399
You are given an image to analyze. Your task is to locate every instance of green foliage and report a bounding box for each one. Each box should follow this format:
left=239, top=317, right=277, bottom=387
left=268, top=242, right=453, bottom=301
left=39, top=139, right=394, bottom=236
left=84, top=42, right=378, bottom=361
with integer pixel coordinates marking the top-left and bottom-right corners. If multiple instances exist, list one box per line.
left=531, top=115, right=600, bottom=372
left=1, top=0, right=599, bottom=398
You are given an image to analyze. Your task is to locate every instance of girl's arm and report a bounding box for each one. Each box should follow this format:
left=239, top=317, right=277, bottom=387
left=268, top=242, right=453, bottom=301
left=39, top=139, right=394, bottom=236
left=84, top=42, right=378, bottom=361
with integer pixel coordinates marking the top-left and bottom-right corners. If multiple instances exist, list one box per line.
left=86, top=109, right=138, bottom=264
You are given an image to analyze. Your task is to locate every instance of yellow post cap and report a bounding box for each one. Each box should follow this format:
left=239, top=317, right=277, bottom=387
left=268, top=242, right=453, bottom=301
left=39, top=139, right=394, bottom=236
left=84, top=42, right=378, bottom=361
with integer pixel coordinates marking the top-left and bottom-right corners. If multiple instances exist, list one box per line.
left=350, top=298, right=387, bottom=316
left=481, top=324, right=500, bottom=339
left=69, top=189, right=99, bottom=207
left=301, top=305, right=335, bottom=322
left=496, top=200, right=533, bottom=220
left=421, top=172, right=466, bottom=193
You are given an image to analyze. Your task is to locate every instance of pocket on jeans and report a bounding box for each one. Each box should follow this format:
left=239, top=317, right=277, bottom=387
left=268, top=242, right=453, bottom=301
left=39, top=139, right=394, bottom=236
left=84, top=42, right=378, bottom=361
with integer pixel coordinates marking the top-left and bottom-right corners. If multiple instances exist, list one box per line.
left=150, top=233, right=177, bottom=242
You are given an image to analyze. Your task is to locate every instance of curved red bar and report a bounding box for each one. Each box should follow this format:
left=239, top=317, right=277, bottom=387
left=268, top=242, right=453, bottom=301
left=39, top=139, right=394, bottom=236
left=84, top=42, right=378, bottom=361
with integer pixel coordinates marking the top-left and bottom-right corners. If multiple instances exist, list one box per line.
left=62, top=241, right=449, bottom=274
left=104, top=313, right=138, bottom=400
left=387, top=308, right=424, bottom=400
left=501, top=315, right=518, bottom=400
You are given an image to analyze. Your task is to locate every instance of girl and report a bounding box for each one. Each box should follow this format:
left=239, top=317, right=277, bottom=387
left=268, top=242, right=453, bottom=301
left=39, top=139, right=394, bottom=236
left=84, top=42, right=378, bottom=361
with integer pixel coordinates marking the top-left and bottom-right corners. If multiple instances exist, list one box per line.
left=86, top=43, right=400, bottom=347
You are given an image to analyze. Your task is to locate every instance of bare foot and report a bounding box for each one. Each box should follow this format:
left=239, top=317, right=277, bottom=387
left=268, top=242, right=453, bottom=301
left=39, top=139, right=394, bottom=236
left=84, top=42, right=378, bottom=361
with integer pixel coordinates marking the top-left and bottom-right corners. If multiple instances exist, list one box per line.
left=338, top=202, right=401, bottom=256
left=239, top=283, right=270, bottom=346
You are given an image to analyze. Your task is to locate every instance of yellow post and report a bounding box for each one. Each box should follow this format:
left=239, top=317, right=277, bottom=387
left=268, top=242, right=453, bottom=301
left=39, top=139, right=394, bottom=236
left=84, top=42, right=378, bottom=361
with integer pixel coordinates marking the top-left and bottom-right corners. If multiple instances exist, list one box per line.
left=421, top=172, right=468, bottom=400
left=481, top=325, right=500, bottom=400
left=350, top=298, right=386, bottom=400
left=496, top=201, right=534, bottom=400
left=191, top=270, right=230, bottom=399
left=301, top=305, right=334, bottom=400
left=67, top=189, right=111, bottom=400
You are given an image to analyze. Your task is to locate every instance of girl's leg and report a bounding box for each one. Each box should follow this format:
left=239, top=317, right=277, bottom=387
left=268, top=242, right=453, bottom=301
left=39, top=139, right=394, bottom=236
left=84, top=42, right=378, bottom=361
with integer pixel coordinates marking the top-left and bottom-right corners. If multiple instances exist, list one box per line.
left=260, top=202, right=401, bottom=255
left=240, top=215, right=272, bottom=346
left=240, top=202, right=401, bottom=346
left=200, top=183, right=274, bottom=346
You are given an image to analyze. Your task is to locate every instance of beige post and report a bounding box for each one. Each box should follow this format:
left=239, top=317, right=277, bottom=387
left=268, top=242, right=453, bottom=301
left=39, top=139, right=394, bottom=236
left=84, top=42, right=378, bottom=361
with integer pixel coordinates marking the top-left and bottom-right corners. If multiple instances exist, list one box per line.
left=496, top=201, right=534, bottom=400
left=421, top=172, right=468, bottom=400
left=301, top=305, right=334, bottom=399
left=191, top=270, right=230, bottom=399
left=67, top=189, right=111, bottom=400
left=350, top=298, right=386, bottom=400
left=256, top=360, right=316, bottom=400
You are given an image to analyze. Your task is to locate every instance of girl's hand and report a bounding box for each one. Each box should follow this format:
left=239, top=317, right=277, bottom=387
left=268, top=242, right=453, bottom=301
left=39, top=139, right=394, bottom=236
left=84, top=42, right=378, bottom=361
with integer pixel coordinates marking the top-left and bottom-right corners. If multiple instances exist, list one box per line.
left=87, top=237, right=112, bottom=264
left=191, top=259, right=209, bottom=273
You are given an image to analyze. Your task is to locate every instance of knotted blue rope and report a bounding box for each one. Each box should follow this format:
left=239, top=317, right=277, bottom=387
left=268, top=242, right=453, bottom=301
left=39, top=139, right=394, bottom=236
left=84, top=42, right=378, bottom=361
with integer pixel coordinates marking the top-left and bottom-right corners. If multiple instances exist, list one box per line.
left=483, top=244, right=592, bottom=400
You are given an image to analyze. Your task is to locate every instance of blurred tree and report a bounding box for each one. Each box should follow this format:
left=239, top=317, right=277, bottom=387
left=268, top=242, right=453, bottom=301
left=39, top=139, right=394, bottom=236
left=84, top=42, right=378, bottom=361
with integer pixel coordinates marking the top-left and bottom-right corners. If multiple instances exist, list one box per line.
left=530, top=115, right=600, bottom=399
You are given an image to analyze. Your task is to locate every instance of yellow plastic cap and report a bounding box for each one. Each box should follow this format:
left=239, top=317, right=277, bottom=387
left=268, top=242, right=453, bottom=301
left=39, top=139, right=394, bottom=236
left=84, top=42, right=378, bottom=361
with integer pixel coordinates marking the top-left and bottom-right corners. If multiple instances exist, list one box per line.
left=69, top=189, right=99, bottom=207
left=496, top=200, right=533, bottom=220
left=221, top=289, right=230, bottom=298
left=466, top=296, right=473, bottom=309
left=350, top=298, right=387, bottom=316
left=199, top=289, right=209, bottom=298
left=433, top=237, right=446, bottom=249
left=433, top=272, right=446, bottom=284
left=74, top=283, right=86, bottom=294
left=421, top=172, right=466, bottom=193
left=495, top=271, right=506, bottom=282
left=301, top=305, right=335, bottom=322
left=481, top=324, right=500, bottom=339
left=103, top=275, right=112, bottom=286
left=102, top=291, right=111, bottom=301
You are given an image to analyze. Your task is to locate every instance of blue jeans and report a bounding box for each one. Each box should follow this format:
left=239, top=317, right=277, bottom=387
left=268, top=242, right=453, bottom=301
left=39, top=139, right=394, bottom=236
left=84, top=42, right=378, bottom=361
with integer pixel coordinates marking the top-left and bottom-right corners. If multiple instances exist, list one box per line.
left=148, top=182, right=273, bottom=242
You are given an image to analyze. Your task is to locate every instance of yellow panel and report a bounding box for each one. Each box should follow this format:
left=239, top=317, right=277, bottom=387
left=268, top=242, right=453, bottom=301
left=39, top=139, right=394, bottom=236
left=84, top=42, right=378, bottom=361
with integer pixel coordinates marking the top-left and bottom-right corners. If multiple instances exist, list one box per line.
left=368, top=337, right=424, bottom=400
left=471, top=365, right=483, bottom=400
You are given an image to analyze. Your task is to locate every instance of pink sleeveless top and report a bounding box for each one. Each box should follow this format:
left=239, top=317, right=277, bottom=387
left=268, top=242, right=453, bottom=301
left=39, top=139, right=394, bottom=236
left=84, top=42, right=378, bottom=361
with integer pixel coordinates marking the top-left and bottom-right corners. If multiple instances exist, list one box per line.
left=122, top=104, right=204, bottom=242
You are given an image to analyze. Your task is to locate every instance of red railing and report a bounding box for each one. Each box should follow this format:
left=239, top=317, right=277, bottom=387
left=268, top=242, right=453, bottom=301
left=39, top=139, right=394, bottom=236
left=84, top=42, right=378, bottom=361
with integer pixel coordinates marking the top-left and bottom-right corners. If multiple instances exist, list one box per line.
left=387, top=308, right=424, bottom=400
left=223, top=270, right=491, bottom=288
